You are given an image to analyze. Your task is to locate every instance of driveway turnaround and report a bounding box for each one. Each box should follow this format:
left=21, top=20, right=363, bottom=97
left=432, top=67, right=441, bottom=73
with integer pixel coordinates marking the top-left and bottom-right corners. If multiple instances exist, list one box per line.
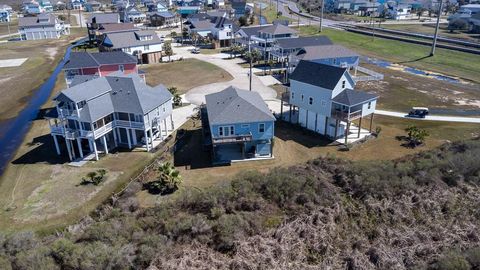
left=174, top=46, right=277, bottom=105
left=375, top=110, right=480, bottom=124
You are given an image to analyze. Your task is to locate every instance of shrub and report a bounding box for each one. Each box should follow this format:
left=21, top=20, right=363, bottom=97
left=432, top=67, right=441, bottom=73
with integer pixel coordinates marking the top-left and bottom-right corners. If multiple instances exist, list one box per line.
left=81, top=169, right=107, bottom=186
left=431, top=252, right=470, bottom=270
left=144, top=162, right=182, bottom=195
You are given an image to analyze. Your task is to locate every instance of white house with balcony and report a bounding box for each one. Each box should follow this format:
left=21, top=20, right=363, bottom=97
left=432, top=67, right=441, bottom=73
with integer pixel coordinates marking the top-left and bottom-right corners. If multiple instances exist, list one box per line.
left=283, top=60, right=378, bottom=145
left=45, top=73, right=174, bottom=161
left=18, top=13, right=70, bottom=40
left=249, top=23, right=298, bottom=58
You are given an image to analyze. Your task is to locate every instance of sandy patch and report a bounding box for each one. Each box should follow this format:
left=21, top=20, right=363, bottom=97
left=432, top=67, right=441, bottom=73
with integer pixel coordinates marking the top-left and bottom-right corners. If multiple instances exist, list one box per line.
left=0, top=58, right=28, bottom=68
left=455, top=99, right=480, bottom=108
left=45, top=47, right=58, bottom=60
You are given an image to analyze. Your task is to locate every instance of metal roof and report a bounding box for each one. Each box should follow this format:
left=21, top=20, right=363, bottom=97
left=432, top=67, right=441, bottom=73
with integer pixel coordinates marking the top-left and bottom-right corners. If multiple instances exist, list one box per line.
left=258, top=23, right=297, bottom=35
left=205, top=86, right=275, bottom=125
left=331, top=89, right=378, bottom=106
left=87, top=13, right=120, bottom=24
left=18, top=13, right=58, bottom=27
left=290, top=60, right=347, bottom=90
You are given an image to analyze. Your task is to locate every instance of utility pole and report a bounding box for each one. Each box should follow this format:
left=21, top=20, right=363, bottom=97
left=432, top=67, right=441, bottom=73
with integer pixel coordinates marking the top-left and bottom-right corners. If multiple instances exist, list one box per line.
left=180, top=14, right=184, bottom=46
left=319, top=0, right=324, bottom=32
left=430, top=0, right=444, bottom=56
left=78, top=8, right=82, bottom=29
left=248, top=39, right=252, bottom=91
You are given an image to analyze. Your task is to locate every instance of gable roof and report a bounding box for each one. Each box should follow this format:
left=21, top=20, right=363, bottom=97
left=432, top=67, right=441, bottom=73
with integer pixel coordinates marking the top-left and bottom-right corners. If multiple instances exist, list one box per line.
left=56, top=74, right=172, bottom=122
left=103, top=30, right=162, bottom=49
left=259, top=23, right=297, bottom=35
left=296, top=44, right=360, bottom=60
left=98, top=22, right=136, bottom=33
left=290, top=60, right=348, bottom=90
left=18, top=13, right=58, bottom=27
left=331, top=89, right=378, bottom=106
left=64, top=51, right=137, bottom=69
left=205, top=86, right=275, bottom=125
left=88, top=13, right=120, bottom=24
left=237, top=25, right=269, bottom=38
left=275, top=36, right=333, bottom=49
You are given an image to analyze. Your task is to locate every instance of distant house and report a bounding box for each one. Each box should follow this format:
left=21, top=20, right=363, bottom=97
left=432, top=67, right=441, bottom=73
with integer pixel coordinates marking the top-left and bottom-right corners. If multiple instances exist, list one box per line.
left=285, top=60, right=377, bottom=144
left=122, top=6, right=147, bottom=23
left=177, top=6, right=201, bottom=16
left=289, top=44, right=360, bottom=73
left=449, top=4, right=480, bottom=25
left=270, top=35, right=333, bottom=62
left=203, top=86, right=276, bottom=164
left=62, top=51, right=141, bottom=87
left=87, top=13, right=121, bottom=42
left=213, top=0, right=225, bottom=8
left=250, top=23, right=298, bottom=57
left=84, top=0, right=102, bottom=11
left=45, top=73, right=174, bottom=161
left=147, top=1, right=168, bottom=12
left=39, top=0, right=54, bottom=12
left=385, top=4, right=412, bottom=20
left=100, top=30, right=163, bottom=63
left=187, top=15, right=237, bottom=47
left=69, top=0, right=84, bottom=10
left=0, top=5, right=12, bottom=22
left=469, top=13, right=480, bottom=32
left=231, top=0, right=246, bottom=17
left=23, top=2, right=42, bottom=14
left=149, top=11, right=176, bottom=27
left=18, top=13, right=70, bottom=40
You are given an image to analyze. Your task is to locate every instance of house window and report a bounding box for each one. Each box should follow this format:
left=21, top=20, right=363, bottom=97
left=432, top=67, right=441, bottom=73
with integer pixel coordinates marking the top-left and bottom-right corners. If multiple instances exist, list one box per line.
left=301, top=94, right=304, bottom=102
left=119, top=65, right=124, bottom=72
left=144, top=45, right=150, bottom=51
left=342, top=80, right=346, bottom=88
left=77, top=100, right=86, bottom=109
left=368, top=101, right=372, bottom=109
left=291, top=91, right=295, bottom=100
left=219, top=126, right=223, bottom=136
left=259, top=123, right=265, bottom=133
left=309, top=97, right=313, bottom=105
left=333, top=58, right=337, bottom=65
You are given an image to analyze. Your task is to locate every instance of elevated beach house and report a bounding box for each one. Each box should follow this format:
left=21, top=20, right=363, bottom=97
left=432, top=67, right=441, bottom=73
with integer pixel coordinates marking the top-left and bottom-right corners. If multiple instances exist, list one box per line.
left=62, top=51, right=142, bottom=87
left=99, top=30, right=163, bottom=64
left=283, top=60, right=378, bottom=144
left=202, top=86, right=276, bottom=164
left=45, top=73, right=174, bottom=161
left=18, top=13, right=70, bottom=40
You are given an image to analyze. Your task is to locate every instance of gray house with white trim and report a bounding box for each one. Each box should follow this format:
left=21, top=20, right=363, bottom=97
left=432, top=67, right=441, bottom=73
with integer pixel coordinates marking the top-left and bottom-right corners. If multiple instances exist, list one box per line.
left=45, top=73, right=174, bottom=161
left=284, top=60, right=378, bottom=144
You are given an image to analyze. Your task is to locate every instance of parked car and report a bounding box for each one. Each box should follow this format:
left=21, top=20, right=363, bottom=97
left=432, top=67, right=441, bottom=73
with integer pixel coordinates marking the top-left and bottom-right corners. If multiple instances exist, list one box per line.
left=408, top=107, right=429, bottom=118
left=191, top=47, right=200, bottom=54
left=141, top=128, right=160, bottom=144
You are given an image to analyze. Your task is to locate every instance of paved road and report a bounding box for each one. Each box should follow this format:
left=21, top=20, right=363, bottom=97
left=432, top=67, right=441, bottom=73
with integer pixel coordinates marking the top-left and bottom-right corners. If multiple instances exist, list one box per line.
left=375, top=110, right=480, bottom=123
left=175, top=45, right=277, bottom=105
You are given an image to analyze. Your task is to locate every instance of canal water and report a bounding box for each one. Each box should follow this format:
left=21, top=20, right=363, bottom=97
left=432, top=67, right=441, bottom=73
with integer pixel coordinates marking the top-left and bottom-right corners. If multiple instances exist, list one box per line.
left=0, top=39, right=85, bottom=175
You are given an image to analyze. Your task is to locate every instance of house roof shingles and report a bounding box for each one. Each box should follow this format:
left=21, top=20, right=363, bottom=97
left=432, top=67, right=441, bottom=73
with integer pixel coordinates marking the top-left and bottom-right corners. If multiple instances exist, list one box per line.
left=103, top=30, right=162, bottom=49
left=57, top=74, right=172, bottom=122
left=64, top=51, right=137, bottom=69
left=205, top=86, right=275, bottom=125
left=18, top=13, right=58, bottom=27
left=331, top=89, right=378, bottom=106
left=296, top=44, right=360, bottom=60
left=88, top=13, right=120, bottom=24
left=259, top=23, right=297, bottom=35
left=275, top=36, right=333, bottom=49
left=290, top=60, right=347, bottom=90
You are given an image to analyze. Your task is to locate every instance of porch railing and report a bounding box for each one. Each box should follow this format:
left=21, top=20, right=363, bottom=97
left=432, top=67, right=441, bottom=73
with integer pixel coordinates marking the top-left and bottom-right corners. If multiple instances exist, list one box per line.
left=331, top=109, right=363, bottom=121
left=212, top=133, right=253, bottom=144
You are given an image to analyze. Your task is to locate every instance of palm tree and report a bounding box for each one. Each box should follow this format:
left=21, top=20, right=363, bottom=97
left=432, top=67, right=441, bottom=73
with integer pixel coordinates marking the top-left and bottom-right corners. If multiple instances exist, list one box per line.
left=145, top=162, right=182, bottom=194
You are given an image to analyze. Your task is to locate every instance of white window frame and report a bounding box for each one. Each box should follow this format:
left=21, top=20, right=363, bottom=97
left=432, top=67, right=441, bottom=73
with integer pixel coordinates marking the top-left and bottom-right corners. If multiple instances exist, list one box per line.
left=219, top=126, right=234, bottom=137
left=258, top=123, right=265, bottom=133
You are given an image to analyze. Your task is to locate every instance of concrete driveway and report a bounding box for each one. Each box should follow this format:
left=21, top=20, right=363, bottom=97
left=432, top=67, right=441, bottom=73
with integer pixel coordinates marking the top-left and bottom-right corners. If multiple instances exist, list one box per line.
left=174, top=45, right=277, bottom=105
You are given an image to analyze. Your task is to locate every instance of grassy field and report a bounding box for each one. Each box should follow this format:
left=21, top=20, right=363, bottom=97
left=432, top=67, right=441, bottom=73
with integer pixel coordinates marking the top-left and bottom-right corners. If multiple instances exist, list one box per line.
left=296, top=26, right=480, bottom=83
left=0, top=28, right=85, bottom=121
left=356, top=64, right=480, bottom=112
left=0, top=69, right=177, bottom=234
left=379, top=23, right=480, bottom=43
left=0, top=17, right=18, bottom=36
left=140, top=58, right=233, bottom=94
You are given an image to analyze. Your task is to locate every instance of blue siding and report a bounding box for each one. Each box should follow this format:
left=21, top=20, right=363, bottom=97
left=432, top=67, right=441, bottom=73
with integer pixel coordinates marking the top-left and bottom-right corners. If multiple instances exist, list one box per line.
left=210, top=121, right=274, bottom=141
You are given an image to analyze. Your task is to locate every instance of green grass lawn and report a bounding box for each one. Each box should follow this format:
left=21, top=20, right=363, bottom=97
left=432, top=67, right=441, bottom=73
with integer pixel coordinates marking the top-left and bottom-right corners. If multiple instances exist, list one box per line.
left=379, top=23, right=480, bottom=43
left=140, top=58, right=233, bottom=94
left=296, top=26, right=480, bottom=83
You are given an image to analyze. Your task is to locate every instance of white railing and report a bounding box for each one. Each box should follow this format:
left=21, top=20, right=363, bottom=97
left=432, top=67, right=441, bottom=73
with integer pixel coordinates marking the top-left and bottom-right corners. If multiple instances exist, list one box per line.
left=353, top=66, right=384, bottom=82
left=50, top=126, right=93, bottom=138
left=58, top=108, right=77, bottom=118
left=115, top=120, right=145, bottom=129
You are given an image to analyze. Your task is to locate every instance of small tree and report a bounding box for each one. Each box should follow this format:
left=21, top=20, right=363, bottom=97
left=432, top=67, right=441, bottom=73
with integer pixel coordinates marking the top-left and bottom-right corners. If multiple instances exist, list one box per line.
left=238, top=16, right=247, bottom=26
left=168, top=86, right=182, bottom=106
left=249, top=15, right=255, bottom=25
left=170, top=31, right=177, bottom=38
left=81, top=169, right=107, bottom=185
left=244, top=49, right=261, bottom=64
left=164, top=41, right=173, bottom=61
left=144, top=162, right=182, bottom=194
left=405, top=125, right=429, bottom=147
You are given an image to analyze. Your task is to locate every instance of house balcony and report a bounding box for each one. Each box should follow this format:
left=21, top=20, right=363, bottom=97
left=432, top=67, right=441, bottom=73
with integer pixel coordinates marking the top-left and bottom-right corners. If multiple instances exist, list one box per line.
left=212, top=133, right=253, bottom=145
left=58, top=108, right=77, bottom=118
left=50, top=126, right=93, bottom=139
left=330, top=109, right=363, bottom=121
